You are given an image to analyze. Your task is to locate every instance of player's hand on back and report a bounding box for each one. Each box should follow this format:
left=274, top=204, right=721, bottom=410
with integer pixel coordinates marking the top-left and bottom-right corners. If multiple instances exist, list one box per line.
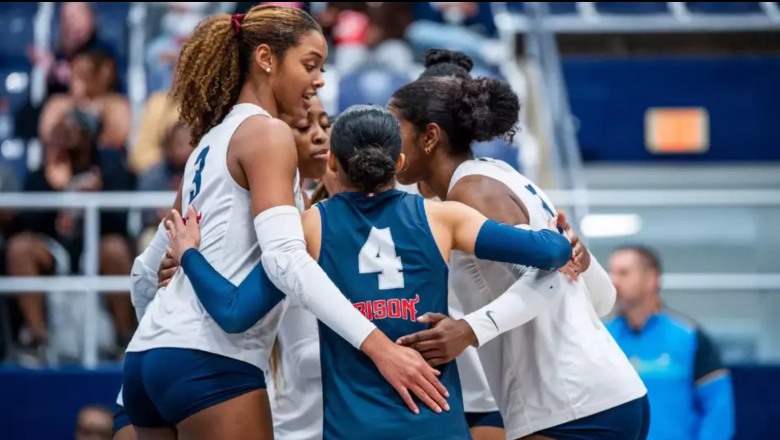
left=157, top=253, right=179, bottom=288
left=397, top=313, right=478, bottom=367
left=165, top=206, right=201, bottom=264
left=555, top=213, right=590, bottom=281
left=361, top=330, right=451, bottom=415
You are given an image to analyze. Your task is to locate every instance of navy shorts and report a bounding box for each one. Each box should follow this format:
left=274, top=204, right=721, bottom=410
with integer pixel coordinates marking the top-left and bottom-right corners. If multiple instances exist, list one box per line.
left=112, top=403, right=131, bottom=436
left=122, top=348, right=266, bottom=427
left=465, top=411, right=504, bottom=429
left=535, top=396, right=650, bottom=440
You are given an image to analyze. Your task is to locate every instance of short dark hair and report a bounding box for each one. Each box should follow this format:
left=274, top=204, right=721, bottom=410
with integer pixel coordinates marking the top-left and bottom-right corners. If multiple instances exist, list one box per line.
left=389, top=76, right=520, bottom=155
left=330, top=104, right=402, bottom=193
left=419, top=49, right=473, bottom=80
left=614, top=245, right=662, bottom=273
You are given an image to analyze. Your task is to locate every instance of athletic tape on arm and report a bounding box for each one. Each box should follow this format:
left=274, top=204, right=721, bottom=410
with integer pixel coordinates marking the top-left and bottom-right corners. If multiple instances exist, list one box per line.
left=254, top=205, right=376, bottom=349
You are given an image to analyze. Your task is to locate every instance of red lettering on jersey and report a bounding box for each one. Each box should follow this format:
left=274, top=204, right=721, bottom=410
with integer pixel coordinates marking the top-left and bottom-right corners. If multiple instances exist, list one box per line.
left=402, top=294, right=420, bottom=321
left=182, top=212, right=203, bottom=225
left=365, top=300, right=373, bottom=321
left=388, top=299, right=401, bottom=319
left=355, top=295, right=420, bottom=322
left=373, top=300, right=387, bottom=319
left=354, top=302, right=367, bottom=319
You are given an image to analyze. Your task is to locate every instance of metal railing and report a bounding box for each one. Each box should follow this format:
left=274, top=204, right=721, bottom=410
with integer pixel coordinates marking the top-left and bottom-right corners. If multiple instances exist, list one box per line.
left=507, top=2, right=780, bottom=34
left=0, top=190, right=778, bottom=367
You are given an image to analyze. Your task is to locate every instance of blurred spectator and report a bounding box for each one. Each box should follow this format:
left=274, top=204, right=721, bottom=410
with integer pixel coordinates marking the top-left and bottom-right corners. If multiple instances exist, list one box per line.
left=136, top=122, right=189, bottom=249
left=406, top=3, right=503, bottom=69
left=75, top=405, right=113, bottom=440
left=145, top=2, right=208, bottom=93
left=606, top=246, right=736, bottom=440
left=6, top=109, right=136, bottom=364
left=31, top=2, right=114, bottom=97
left=128, top=91, right=181, bottom=174
left=318, top=2, right=414, bottom=74
left=16, top=2, right=115, bottom=141
left=38, top=49, right=130, bottom=151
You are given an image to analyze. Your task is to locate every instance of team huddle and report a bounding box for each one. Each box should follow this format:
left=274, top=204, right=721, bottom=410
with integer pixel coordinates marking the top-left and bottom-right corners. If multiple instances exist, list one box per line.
left=114, top=6, right=649, bottom=440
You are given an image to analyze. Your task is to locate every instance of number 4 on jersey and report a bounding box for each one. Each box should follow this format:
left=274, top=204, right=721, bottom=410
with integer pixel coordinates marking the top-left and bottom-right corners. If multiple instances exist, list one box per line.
left=359, top=227, right=404, bottom=290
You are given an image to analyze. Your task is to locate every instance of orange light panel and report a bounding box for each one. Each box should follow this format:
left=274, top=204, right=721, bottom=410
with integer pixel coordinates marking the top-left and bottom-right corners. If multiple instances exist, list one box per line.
left=645, top=108, right=710, bottom=154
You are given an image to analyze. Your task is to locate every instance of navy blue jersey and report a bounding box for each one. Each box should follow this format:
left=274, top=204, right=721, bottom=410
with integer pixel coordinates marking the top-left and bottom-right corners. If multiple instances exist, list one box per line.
left=316, top=189, right=470, bottom=440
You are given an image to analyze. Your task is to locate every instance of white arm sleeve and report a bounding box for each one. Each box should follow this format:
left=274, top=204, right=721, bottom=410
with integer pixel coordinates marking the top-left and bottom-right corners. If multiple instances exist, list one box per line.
left=130, top=222, right=168, bottom=320
left=463, top=266, right=563, bottom=347
left=255, top=205, right=377, bottom=349
left=580, top=252, right=616, bottom=317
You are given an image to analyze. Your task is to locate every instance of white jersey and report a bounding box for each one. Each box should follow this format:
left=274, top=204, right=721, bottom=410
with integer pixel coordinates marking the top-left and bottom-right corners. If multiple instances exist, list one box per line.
left=267, top=302, right=322, bottom=440
left=448, top=293, right=499, bottom=414
left=448, top=158, right=646, bottom=439
left=128, top=103, right=304, bottom=370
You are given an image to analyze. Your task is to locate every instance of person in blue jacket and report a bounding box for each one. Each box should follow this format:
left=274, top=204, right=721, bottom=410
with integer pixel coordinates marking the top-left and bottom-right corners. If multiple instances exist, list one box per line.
left=606, top=245, right=735, bottom=440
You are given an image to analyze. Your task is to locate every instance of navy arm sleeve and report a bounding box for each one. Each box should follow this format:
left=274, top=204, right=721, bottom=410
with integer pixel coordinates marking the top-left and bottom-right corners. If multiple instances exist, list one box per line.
left=694, top=329, right=736, bottom=440
left=179, top=248, right=286, bottom=334
left=474, top=219, right=572, bottom=271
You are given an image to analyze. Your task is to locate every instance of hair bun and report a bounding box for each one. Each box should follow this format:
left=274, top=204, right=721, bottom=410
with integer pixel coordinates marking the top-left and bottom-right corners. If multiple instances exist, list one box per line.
left=459, top=77, right=520, bottom=143
left=346, top=144, right=396, bottom=193
left=424, top=49, right=474, bottom=73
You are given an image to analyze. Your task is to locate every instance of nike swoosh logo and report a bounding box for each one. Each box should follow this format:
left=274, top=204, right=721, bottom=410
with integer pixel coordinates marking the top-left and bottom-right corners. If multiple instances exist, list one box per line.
left=486, top=311, right=499, bottom=331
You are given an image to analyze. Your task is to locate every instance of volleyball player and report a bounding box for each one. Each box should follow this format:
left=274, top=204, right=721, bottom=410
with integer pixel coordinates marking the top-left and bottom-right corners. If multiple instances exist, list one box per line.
left=389, top=69, right=649, bottom=439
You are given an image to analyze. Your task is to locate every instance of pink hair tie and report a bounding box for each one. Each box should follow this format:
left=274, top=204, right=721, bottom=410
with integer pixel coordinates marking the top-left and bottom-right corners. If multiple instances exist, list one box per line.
left=231, top=13, right=246, bottom=37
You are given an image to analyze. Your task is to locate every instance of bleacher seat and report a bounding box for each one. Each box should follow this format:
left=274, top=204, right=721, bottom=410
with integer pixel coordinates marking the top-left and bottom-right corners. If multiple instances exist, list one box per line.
left=509, top=2, right=579, bottom=15
left=548, top=3, right=579, bottom=15
left=0, top=3, right=36, bottom=66
left=1, top=68, right=30, bottom=113
left=597, top=2, right=670, bottom=14
left=507, top=3, right=525, bottom=14
left=0, top=138, right=28, bottom=186
left=686, top=2, right=763, bottom=14
left=93, top=2, right=130, bottom=65
left=337, top=69, right=413, bottom=113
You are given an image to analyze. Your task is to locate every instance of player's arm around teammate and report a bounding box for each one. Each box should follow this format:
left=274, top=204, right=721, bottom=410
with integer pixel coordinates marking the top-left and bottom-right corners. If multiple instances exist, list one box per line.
left=386, top=75, right=573, bottom=365
left=556, top=212, right=616, bottom=317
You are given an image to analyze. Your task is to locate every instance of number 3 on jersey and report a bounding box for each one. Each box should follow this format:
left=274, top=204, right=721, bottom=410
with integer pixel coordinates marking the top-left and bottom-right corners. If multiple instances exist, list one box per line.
left=359, top=227, right=404, bottom=290
left=188, top=147, right=210, bottom=204
left=525, top=183, right=555, bottom=220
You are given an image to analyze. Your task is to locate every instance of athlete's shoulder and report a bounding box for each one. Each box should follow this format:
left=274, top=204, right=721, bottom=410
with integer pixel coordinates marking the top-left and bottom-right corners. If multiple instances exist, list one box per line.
left=301, top=205, right=321, bottom=228
left=231, top=116, right=296, bottom=170
left=449, top=174, right=528, bottom=225
left=423, top=198, right=471, bottom=221
left=233, top=116, right=293, bottom=149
